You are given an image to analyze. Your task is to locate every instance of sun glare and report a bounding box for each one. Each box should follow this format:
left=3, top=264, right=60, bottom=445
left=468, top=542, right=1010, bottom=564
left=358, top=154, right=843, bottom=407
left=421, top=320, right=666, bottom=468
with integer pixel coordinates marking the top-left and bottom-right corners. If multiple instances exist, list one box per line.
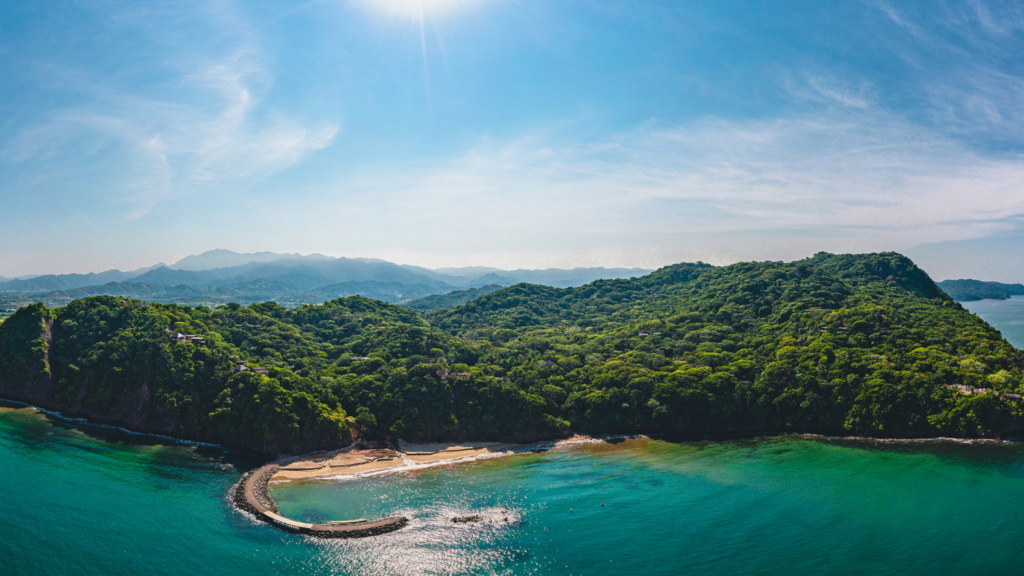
left=366, top=0, right=478, bottom=19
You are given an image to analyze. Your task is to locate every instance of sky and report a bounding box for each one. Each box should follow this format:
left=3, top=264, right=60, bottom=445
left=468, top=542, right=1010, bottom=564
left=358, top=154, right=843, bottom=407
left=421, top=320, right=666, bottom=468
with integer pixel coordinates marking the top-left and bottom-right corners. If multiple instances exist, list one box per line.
left=3, top=0, right=1024, bottom=281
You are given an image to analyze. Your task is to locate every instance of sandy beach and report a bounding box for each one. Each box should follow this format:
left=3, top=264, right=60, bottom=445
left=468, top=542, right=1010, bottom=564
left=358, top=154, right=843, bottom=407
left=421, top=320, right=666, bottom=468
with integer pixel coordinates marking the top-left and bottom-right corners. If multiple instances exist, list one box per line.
left=270, top=440, right=549, bottom=481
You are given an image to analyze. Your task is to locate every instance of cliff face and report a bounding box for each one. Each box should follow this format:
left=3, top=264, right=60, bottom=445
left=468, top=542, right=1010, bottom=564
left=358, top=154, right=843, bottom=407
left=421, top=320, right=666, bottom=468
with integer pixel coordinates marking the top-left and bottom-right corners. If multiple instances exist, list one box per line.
left=0, top=304, right=55, bottom=407
left=0, top=304, right=181, bottom=436
left=0, top=371, right=174, bottom=436
left=0, top=301, right=351, bottom=455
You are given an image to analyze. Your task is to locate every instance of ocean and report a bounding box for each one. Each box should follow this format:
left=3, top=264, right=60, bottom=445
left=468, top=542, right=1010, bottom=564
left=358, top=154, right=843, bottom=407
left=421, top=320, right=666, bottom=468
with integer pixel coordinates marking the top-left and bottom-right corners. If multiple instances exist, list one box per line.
left=3, top=405, right=1024, bottom=575
left=3, top=299, right=1024, bottom=575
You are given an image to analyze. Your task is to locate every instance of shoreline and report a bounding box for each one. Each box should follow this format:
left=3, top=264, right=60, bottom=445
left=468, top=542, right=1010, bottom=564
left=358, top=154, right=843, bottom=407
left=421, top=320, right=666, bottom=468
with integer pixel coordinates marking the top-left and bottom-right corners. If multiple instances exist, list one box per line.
left=267, top=431, right=1019, bottom=485
left=0, top=397, right=227, bottom=449
left=1, top=397, right=1017, bottom=468
left=268, top=439, right=559, bottom=482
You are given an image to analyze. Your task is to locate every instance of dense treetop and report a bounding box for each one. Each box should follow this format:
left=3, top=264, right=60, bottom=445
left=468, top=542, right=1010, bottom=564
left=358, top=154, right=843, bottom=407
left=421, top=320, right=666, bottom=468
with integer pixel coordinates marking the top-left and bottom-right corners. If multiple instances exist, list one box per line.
left=402, top=284, right=505, bottom=312
left=1, top=252, right=1022, bottom=453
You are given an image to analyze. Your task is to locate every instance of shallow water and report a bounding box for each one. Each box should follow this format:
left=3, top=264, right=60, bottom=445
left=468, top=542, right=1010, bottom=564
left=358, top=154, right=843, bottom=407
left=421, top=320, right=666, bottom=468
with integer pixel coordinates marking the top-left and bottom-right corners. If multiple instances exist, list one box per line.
left=4, top=404, right=1024, bottom=575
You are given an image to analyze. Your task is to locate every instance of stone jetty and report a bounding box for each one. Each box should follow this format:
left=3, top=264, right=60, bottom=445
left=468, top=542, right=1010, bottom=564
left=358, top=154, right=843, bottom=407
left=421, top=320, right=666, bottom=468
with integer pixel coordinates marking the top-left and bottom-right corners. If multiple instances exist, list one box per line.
left=233, top=464, right=409, bottom=538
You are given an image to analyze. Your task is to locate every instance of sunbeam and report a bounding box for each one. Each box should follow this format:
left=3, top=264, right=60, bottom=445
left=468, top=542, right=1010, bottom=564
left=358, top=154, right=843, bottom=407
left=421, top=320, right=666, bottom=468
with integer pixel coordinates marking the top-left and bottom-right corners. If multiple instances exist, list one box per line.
left=418, top=1, right=432, bottom=119
left=366, top=0, right=480, bottom=20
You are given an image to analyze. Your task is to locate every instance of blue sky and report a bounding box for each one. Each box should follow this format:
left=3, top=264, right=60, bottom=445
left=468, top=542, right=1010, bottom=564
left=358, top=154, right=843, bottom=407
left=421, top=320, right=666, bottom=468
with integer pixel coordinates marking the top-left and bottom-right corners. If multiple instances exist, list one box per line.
left=3, top=0, right=1024, bottom=280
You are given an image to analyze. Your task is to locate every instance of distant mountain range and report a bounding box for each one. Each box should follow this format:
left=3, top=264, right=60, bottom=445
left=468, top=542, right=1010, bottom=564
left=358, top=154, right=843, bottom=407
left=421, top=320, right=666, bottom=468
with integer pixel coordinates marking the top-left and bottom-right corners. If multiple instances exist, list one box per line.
left=936, top=279, right=1024, bottom=302
left=170, top=249, right=301, bottom=270
left=0, top=263, right=167, bottom=293
left=0, top=249, right=652, bottom=310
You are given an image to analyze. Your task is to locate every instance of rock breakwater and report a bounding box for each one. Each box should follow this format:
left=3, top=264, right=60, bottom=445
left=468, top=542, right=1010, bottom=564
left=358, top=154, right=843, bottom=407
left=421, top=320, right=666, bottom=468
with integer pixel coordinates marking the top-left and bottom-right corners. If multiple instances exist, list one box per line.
left=233, top=464, right=408, bottom=538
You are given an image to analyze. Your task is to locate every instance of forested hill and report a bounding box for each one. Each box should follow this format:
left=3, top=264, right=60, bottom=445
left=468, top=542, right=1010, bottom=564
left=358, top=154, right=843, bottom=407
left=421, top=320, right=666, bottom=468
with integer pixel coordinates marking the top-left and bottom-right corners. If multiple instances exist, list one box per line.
left=402, top=284, right=504, bottom=312
left=936, top=279, right=1024, bottom=302
left=1, top=252, right=1022, bottom=455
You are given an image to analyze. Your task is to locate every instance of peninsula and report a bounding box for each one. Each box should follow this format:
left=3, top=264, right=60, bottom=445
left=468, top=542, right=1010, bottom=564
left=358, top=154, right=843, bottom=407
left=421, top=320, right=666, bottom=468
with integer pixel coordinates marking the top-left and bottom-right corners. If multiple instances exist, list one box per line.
left=1, top=252, right=1023, bottom=457
left=935, top=279, right=1024, bottom=302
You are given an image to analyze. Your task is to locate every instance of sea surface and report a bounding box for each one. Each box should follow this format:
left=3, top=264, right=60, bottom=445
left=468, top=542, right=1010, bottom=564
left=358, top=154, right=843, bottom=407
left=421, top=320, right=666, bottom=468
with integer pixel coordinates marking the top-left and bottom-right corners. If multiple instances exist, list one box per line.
left=4, top=405, right=1024, bottom=576
left=5, top=298, right=1024, bottom=575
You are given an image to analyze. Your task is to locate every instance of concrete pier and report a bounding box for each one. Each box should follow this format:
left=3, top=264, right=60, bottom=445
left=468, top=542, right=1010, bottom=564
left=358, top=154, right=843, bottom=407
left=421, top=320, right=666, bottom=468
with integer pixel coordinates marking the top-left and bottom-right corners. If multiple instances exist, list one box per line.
left=233, top=464, right=409, bottom=538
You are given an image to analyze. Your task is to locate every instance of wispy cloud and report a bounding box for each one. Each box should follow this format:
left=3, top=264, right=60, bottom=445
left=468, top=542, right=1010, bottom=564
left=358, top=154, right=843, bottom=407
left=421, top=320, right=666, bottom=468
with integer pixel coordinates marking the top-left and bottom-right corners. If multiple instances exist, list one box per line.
left=0, top=2, right=338, bottom=219
left=299, top=108, right=1024, bottom=267
left=870, top=0, right=1024, bottom=140
left=875, top=1, right=927, bottom=39
left=779, top=70, right=876, bottom=109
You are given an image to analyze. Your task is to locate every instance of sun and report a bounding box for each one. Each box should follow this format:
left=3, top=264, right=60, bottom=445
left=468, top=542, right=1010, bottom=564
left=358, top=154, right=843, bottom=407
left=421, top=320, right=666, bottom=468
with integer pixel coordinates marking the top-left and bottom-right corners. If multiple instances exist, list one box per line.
left=357, top=0, right=483, bottom=115
left=366, top=0, right=478, bottom=19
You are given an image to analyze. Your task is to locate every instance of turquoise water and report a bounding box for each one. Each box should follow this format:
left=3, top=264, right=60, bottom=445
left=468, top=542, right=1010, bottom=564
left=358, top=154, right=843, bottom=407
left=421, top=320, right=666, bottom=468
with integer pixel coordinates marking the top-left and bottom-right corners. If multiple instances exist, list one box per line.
left=4, top=403, right=1024, bottom=575
left=962, top=295, right=1024, bottom=349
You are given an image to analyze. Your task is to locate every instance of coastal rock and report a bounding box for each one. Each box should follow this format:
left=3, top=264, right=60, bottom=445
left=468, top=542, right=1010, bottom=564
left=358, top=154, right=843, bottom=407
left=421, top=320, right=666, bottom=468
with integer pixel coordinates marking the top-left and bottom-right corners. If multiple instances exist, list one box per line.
left=451, top=515, right=482, bottom=523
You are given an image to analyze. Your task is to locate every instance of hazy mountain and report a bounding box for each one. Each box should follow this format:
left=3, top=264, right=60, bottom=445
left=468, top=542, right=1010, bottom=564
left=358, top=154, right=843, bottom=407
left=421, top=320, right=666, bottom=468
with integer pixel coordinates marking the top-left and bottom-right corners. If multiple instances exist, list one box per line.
left=432, top=266, right=504, bottom=278
left=474, top=272, right=518, bottom=286
left=170, top=249, right=312, bottom=271
left=0, top=253, right=654, bottom=307
left=399, top=264, right=476, bottom=286
left=299, top=281, right=444, bottom=303
left=422, top=266, right=653, bottom=288
left=0, top=264, right=168, bottom=293
left=514, top=267, right=650, bottom=286
left=179, top=260, right=297, bottom=282
left=231, top=258, right=453, bottom=292
left=203, top=278, right=300, bottom=298
left=132, top=267, right=210, bottom=287
left=44, top=282, right=203, bottom=300
left=464, top=267, right=652, bottom=288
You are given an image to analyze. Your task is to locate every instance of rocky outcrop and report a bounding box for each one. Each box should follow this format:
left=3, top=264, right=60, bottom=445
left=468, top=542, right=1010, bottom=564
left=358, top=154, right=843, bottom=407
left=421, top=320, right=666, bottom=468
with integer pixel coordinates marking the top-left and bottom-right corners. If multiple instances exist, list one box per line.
left=451, top=515, right=482, bottom=523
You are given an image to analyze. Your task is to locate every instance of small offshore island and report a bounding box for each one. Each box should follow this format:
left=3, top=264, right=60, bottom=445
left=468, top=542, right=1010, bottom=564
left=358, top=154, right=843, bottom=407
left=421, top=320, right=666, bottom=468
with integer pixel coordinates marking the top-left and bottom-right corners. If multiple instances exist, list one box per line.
left=3, top=252, right=1024, bottom=537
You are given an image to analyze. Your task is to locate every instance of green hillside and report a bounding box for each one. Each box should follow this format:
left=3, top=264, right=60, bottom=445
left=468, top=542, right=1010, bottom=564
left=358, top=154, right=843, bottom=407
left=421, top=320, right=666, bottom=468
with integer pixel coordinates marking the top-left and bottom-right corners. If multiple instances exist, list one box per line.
left=1, top=252, right=1022, bottom=453
left=402, top=284, right=505, bottom=312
